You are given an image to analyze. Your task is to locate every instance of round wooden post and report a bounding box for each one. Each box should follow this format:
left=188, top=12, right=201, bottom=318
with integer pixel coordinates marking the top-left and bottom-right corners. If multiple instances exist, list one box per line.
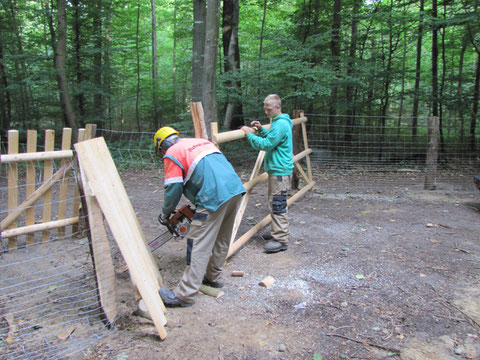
left=424, top=116, right=439, bottom=190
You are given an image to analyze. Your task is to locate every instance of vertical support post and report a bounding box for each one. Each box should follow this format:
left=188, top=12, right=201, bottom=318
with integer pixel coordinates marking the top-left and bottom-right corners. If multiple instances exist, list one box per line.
left=85, top=123, right=97, bottom=140
left=26, top=130, right=37, bottom=246
left=7, top=130, right=19, bottom=251
left=57, top=128, right=72, bottom=239
left=292, top=110, right=303, bottom=189
left=424, top=116, right=439, bottom=190
left=211, top=122, right=219, bottom=148
left=41, top=130, right=55, bottom=243
left=72, top=128, right=86, bottom=235
left=301, top=114, right=313, bottom=182
left=190, top=102, right=208, bottom=139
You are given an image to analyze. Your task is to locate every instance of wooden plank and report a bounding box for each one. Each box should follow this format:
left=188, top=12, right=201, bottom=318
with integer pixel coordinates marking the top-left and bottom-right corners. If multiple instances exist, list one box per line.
left=26, top=130, right=37, bottom=246
left=78, top=164, right=118, bottom=326
left=0, top=150, right=73, bottom=163
left=190, top=102, right=208, bottom=139
left=58, top=128, right=72, bottom=239
left=72, top=129, right=86, bottom=235
left=74, top=137, right=167, bottom=339
left=2, top=217, right=79, bottom=238
left=7, top=130, right=19, bottom=251
left=1, top=163, right=73, bottom=230
left=42, top=130, right=55, bottom=243
left=227, top=180, right=316, bottom=258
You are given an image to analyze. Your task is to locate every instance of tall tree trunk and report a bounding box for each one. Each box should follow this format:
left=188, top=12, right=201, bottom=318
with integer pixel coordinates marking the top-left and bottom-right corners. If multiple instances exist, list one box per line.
left=468, top=0, right=479, bottom=152
left=411, top=0, right=424, bottom=137
left=93, top=0, right=103, bottom=128
left=73, top=0, right=85, bottom=126
left=471, top=54, right=479, bottom=152
left=257, top=0, right=267, bottom=96
left=379, top=0, right=399, bottom=160
left=457, top=33, right=468, bottom=142
left=8, top=1, right=29, bottom=126
left=397, top=0, right=407, bottom=137
left=202, top=0, right=220, bottom=137
left=104, top=0, right=112, bottom=129
left=431, top=0, right=438, bottom=118
left=438, top=1, right=447, bottom=153
left=344, top=0, right=359, bottom=144
left=328, top=0, right=341, bottom=151
left=223, top=0, right=243, bottom=130
left=48, top=0, right=78, bottom=135
left=0, top=29, right=12, bottom=134
left=151, top=0, right=160, bottom=129
left=135, top=1, right=141, bottom=131
left=192, top=0, right=206, bottom=102
left=172, top=0, right=178, bottom=118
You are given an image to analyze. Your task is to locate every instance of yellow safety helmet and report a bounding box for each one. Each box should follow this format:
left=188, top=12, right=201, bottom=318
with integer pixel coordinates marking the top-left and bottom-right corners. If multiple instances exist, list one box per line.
left=154, top=126, right=179, bottom=155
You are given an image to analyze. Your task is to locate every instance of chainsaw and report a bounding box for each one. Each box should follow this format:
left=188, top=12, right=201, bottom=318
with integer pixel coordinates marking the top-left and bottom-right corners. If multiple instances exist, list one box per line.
left=148, top=205, right=195, bottom=252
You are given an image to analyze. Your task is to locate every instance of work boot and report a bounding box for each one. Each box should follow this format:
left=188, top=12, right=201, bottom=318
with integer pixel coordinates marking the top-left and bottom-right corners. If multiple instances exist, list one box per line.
left=261, top=232, right=273, bottom=241
left=264, top=241, right=288, bottom=253
left=202, top=276, right=224, bottom=289
left=159, top=288, right=193, bottom=307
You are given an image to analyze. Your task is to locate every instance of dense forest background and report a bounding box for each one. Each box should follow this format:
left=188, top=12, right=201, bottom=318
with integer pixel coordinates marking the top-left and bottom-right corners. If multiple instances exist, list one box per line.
left=0, top=0, right=479, bottom=151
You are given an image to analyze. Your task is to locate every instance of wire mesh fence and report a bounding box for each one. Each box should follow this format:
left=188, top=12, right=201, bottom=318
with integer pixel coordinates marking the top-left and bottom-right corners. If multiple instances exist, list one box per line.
left=97, top=114, right=479, bottom=192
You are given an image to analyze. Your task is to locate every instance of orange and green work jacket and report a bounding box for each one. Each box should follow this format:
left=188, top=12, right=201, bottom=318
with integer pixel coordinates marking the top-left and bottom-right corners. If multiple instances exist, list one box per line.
left=162, top=138, right=245, bottom=216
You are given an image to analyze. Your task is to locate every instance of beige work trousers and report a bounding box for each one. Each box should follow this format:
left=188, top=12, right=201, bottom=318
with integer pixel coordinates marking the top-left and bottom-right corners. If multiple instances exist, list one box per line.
left=268, top=174, right=291, bottom=245
left=174, top=194, right=243, bottom=302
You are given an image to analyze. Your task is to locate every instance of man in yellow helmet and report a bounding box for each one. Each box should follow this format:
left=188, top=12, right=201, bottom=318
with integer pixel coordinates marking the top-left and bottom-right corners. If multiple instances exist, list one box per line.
left=154, top=127, right=245, bottom=307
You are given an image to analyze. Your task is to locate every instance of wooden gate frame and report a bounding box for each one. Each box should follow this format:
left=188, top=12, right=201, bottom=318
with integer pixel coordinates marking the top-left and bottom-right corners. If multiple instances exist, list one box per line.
left=209, top=111, right=316, bottom=258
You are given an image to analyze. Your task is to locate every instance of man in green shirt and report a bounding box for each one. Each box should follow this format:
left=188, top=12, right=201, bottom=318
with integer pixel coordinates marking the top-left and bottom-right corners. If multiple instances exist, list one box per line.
left=241, top=94, right=293, bottom=253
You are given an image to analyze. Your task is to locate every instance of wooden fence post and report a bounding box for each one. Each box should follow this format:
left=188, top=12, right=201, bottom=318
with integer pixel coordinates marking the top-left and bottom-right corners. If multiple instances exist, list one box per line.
left=57, top=128, right=72, bottom=239
left=292, top=110, right=304, bottom=190
left=424, top=116, right=439, bottom=190
left=7, top=130, right=19, bottom=251
left=26, top=130, right=37, bottom=246
left=190, top=102, right=208, bottom=139
left=42, top=130, right=55, bottom=243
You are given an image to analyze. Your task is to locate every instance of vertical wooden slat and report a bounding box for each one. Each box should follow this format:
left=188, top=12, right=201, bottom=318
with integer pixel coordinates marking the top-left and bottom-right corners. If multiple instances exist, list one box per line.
left=41, top=130, right=55, bottom=243
left=7, top=130, right=19, bottom=251
left=26, top=130, right=38, bottom=246
left=72, top=129, right=86, bottom=235
left=57, top=128, right=72, bottom=239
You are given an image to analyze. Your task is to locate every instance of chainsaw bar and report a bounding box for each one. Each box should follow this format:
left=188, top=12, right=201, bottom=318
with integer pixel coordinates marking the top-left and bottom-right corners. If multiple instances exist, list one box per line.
left=148, top=230, right=174, bottom=252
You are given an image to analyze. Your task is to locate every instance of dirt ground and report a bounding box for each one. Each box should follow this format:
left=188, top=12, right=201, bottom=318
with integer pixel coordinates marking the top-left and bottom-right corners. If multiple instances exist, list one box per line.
left=73, top=168, right=480, bottom=360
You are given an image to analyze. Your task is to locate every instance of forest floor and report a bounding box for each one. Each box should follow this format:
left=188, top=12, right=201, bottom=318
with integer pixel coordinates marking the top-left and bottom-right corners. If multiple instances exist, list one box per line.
left=74, top=168, right=480, bottom=360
